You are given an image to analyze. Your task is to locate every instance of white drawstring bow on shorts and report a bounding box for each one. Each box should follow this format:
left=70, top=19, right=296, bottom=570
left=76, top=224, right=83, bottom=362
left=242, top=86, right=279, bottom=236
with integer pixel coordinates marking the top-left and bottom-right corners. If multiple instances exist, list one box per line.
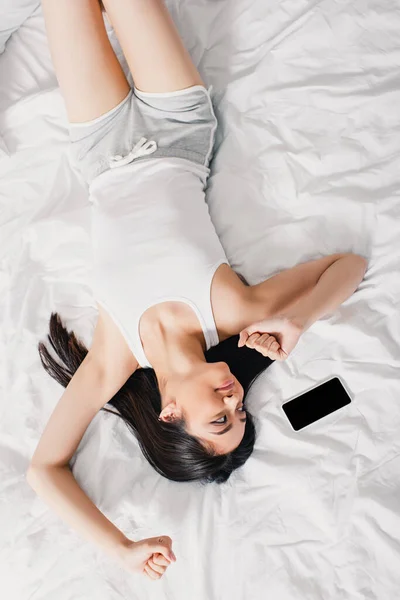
left=109, top=137, right=157, bottom=169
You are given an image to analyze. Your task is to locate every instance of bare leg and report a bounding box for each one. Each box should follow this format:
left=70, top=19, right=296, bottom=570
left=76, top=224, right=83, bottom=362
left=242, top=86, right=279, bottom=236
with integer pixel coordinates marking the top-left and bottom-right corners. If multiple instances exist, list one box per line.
left=102, top=0, right=204, bottom=93
left=42, top=0, right=130, bottom=123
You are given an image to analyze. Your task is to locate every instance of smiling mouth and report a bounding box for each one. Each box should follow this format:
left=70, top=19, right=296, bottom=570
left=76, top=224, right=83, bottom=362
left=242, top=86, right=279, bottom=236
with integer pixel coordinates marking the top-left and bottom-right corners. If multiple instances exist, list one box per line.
left=216, top=380, right=235, bottom=392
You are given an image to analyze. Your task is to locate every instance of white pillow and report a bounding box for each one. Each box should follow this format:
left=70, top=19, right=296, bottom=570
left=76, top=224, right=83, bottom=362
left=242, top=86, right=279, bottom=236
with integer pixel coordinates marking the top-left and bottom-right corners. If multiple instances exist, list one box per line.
left=0, top=0, right=40, bottom=54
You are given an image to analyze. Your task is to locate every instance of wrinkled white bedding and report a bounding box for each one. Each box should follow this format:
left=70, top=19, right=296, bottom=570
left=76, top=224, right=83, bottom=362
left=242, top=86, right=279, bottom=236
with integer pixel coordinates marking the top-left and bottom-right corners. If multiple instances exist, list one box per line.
left=1, top=1, right=400, bottom=599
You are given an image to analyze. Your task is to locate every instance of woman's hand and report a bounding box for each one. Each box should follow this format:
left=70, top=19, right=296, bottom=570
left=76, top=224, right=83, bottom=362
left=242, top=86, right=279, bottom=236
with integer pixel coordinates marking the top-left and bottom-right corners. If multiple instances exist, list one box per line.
left=116, top=535, right=176, bottom=580
left=238, top=317, right=303, bottom=361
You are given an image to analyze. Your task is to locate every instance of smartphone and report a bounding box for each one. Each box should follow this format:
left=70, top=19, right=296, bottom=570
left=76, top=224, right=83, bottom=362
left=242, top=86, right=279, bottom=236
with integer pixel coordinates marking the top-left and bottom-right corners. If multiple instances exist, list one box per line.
left=282, top=377, right=352, bottom=431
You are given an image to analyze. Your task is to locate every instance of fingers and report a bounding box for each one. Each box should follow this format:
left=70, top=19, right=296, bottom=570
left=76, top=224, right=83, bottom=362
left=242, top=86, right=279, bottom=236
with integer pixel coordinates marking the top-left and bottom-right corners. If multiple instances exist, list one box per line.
left=143, top=549, right=173, bottom=581
left=147, top=557, right=167, bottom=576
left=255, top=334, right=275, bottom=356
left=238, top=327, right=259, bottom=347
left=239, top=327, right=289, bottom=361
left=152, top=553, right=170, bottom=567
left=257, top=333, right=271, bottom=347
left=258, top=334, right=278, bottom=354
left=252, top=334, right=286, bottom=361
left=238, top=330, right=249, bottom=348
left=244, top=332, right=261, bottom=349
left=240, top=330, right=276, bottom=356
left=144, top=563, right=162, bottom=581
left=238, top=321, right=269, bottom=347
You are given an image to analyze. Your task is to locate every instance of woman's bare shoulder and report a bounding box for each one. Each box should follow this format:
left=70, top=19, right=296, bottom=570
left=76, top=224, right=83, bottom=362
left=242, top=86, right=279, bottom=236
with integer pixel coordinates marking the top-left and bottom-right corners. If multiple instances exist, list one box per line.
left=90, top=303, right=138, bottom=378
left=211, top=264, right=254, bottom=338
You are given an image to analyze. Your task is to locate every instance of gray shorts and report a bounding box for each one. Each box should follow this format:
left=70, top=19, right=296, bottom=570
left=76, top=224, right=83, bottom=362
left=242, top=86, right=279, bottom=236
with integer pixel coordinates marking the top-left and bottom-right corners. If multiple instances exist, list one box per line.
left=69, top=85, right=217, bottom=183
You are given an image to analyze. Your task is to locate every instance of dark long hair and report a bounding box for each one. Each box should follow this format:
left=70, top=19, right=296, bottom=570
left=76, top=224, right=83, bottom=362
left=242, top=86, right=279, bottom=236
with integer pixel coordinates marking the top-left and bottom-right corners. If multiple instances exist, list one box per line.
left=39, top=314, right=272, bottom=483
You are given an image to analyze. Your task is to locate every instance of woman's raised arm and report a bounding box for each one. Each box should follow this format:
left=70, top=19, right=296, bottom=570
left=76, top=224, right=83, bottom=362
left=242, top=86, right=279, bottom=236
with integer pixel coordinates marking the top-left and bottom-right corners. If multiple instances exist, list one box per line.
left=281, top=253, right=368, bottom=331
left=27, top=309, right=176, bottom=579
left=240, top=253, right=368, bottom=360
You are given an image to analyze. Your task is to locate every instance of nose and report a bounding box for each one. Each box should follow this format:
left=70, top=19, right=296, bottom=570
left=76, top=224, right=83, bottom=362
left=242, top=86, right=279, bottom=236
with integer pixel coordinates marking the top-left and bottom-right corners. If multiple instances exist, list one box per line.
left=223, top=394, right=237, bottom=411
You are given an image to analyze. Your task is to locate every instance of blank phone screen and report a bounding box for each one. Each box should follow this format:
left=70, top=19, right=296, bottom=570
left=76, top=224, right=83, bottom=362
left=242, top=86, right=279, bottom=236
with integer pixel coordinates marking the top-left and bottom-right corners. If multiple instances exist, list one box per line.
left=282, top=377, right=351, bottom=431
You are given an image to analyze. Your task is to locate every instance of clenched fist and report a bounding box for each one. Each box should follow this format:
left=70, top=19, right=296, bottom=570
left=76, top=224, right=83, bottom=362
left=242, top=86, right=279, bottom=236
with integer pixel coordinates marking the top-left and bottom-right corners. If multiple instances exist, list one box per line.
left=116, top=535, right=176, bottom=580
left=238, top=317, right=303, bottom=361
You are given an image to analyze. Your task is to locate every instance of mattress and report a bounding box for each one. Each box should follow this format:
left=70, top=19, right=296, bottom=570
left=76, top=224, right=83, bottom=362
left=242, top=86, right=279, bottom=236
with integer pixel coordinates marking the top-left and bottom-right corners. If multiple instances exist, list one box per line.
left=1, top=1, right=400, bottom=598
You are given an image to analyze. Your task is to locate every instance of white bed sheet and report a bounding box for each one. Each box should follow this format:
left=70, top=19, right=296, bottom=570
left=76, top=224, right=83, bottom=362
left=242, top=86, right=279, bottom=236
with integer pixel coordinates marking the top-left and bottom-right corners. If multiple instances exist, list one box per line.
left=1, top=1, right=400, bottom=599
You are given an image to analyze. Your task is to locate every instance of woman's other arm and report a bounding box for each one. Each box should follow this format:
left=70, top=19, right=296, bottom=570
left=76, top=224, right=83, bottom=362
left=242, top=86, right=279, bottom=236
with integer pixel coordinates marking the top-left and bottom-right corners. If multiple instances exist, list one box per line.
left=27, top=309, right=175, bottom=578
left=282, top=253, right=368, bottom=330
left=241, top=254, right=368, bottom=360
left=251, top=253, right=367, bottom=317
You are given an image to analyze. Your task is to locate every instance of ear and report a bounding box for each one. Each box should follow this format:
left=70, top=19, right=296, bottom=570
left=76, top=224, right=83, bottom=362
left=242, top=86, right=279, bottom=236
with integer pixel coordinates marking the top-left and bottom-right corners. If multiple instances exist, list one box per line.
left=159, top=401, right=182, bottom=423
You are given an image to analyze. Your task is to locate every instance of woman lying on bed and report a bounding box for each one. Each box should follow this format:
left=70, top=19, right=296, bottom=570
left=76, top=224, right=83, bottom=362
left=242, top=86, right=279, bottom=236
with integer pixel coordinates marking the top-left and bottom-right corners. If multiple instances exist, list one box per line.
left=28, top=0, right=367, bottom=581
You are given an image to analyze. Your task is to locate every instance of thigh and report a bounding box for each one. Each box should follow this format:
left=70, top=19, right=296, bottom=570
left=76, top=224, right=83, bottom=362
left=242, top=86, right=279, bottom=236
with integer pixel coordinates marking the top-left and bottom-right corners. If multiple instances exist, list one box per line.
left=103, top=0, right=204, bottom=93
left=42, top=0, right=130, bottom=123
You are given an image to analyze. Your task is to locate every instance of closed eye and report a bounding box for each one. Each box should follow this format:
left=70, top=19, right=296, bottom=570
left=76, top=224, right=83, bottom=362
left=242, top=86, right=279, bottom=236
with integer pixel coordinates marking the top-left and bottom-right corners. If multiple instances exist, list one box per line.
left=211, top=415, right=228, bottom=425
left=211, top=406, right=246, bottom=426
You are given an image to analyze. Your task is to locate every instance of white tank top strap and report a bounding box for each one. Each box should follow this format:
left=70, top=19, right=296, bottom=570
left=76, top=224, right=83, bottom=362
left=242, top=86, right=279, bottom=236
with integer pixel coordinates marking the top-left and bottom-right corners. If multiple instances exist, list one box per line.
left=131, top=259, right=226, bottom=369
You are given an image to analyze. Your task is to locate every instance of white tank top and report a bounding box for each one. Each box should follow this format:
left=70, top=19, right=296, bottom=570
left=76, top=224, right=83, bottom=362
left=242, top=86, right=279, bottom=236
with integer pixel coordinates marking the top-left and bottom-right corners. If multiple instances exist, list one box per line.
left=90, top=157, right=228, bottom=368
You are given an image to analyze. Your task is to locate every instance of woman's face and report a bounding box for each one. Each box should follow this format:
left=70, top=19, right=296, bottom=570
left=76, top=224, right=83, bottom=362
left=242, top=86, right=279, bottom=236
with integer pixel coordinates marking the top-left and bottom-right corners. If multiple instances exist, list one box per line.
left=159, top=362, right=246, bottom=454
